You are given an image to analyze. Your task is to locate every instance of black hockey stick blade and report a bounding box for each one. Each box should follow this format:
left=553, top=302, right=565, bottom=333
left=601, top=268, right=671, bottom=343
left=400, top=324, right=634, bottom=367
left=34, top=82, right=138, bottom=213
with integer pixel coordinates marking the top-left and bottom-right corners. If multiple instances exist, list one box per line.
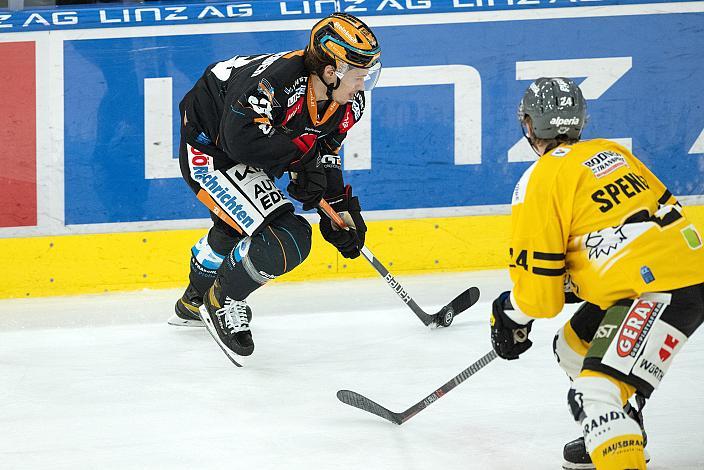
left=318, top=200, right=480, bottom=329
left=337, top=350, right=498, bottom=425
left=336, top=390, right=403, bottom=425
left=433, top=286, right=480, bottom=328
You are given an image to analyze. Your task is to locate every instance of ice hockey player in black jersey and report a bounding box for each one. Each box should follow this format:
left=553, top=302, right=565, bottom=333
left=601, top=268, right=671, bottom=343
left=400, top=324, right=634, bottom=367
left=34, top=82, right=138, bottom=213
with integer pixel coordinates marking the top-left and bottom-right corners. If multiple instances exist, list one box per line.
left=168, top=13, right=381, bottom=365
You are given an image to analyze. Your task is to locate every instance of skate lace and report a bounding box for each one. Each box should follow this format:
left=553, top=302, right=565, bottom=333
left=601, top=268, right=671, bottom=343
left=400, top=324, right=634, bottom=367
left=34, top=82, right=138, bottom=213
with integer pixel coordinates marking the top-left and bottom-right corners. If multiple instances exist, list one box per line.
left=217, top=297, right=250, bottom=333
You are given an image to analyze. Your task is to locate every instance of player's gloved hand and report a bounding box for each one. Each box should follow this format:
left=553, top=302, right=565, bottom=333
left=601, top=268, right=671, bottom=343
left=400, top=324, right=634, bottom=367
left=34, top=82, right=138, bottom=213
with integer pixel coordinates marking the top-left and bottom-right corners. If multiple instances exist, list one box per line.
left=287, top=134, right=326, bottom=211
left=318, top=185, right=367, bottom=259
left=490, top=291, right=534, bottom=360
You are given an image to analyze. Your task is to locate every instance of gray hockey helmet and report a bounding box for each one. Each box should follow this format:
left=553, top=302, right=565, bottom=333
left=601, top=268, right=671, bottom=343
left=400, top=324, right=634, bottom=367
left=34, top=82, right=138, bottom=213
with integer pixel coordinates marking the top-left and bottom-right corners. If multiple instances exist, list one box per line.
left=518, top=77, right=587, bottom=140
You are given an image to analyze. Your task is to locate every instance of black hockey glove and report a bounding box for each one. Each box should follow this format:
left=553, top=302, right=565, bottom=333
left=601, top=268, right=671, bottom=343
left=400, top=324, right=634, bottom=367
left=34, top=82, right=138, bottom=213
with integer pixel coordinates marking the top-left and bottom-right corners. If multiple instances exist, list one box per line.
left=490, top=291, right=534, bottom=360
left=318, top=185, right=367, bottom=259
left=287, top=134, right=326, bottom=211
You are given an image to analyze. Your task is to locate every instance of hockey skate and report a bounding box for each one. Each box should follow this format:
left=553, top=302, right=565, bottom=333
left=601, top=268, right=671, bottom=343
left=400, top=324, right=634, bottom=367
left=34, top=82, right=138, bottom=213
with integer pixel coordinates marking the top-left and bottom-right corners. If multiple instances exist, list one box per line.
left=562, top=397, right=649, bottom=469
left=168, top=283, right=205, bottom=327
left=199, top=280, right=254, bottom=366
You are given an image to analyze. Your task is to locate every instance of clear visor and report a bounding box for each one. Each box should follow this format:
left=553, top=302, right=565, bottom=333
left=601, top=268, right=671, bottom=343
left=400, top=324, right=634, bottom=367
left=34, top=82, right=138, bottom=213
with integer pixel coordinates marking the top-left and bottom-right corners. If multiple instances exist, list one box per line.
left=335, top=61, right=382, bottom=92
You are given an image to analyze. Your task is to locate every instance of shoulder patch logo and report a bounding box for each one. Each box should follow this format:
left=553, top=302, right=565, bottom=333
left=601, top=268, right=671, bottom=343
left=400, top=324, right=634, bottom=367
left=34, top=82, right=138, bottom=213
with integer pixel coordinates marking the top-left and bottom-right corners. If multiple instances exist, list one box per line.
left=551, top=147, right=571, bottom=157
left=582, top=150, right=627, bottom=178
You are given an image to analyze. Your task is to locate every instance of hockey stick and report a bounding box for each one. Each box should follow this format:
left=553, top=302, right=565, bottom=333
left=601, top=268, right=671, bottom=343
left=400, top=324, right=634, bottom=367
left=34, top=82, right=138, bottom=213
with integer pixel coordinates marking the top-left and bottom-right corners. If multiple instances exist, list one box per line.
left=337, top=350, right=498, bottom=424
left=319, top=199, right=479, bottom=328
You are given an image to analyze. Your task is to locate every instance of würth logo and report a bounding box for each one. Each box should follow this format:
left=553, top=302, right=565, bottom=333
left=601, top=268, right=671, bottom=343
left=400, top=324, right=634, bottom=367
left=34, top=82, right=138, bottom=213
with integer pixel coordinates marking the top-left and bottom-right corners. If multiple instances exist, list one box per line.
left=658, top=334, right=680, bottom=361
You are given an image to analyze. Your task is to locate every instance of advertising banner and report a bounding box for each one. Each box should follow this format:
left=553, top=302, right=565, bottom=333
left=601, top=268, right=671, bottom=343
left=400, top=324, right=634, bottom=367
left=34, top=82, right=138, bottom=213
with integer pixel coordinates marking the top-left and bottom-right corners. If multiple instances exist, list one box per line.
left=0, top=0, right=696, bottom=32
left=0, top=41, right=36, bottom=228
left=61, top=11, right=704, bottom=224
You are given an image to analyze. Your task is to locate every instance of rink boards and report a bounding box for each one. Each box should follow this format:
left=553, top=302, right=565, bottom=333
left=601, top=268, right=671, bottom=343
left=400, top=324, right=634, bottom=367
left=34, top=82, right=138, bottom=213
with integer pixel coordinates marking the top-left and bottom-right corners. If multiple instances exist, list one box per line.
left=1, top=1, right=704, bottom=297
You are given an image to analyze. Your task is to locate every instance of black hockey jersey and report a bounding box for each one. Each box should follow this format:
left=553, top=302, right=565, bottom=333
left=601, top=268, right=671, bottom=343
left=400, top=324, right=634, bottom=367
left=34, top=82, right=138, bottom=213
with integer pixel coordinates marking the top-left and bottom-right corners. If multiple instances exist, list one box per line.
left=179, top=50, right=365, bottom=191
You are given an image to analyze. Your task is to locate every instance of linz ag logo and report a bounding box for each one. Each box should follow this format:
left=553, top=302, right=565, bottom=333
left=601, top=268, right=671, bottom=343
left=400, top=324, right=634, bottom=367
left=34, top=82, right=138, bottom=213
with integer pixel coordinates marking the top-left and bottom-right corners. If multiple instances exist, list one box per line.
left=617, top=300, right=660, bottom=357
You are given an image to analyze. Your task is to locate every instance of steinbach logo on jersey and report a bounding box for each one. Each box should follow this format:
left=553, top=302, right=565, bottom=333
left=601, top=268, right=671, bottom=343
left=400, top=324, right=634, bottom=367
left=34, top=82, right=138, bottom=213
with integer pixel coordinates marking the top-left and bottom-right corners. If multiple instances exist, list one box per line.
left=617, top=300, right=662, bottom=358
left=583, top=150, right=628, bottom=178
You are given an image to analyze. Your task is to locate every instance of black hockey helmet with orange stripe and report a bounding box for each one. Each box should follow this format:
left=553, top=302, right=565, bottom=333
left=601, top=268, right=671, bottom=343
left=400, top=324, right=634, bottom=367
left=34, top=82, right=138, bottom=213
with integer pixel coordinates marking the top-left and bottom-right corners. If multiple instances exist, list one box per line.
left=305, top=13, right=382, bottom=96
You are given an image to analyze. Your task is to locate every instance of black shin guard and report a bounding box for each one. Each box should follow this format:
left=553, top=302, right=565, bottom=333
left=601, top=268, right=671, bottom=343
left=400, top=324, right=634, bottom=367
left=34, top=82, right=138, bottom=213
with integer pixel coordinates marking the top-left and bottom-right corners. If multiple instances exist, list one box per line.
left=218, top=213, right=312, bottom=301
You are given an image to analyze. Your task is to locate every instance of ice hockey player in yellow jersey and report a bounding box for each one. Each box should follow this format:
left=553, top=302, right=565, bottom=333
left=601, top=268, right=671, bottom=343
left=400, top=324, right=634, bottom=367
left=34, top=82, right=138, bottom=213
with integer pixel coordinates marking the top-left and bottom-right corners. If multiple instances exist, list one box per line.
left=488, top=77, right=704, bottom=469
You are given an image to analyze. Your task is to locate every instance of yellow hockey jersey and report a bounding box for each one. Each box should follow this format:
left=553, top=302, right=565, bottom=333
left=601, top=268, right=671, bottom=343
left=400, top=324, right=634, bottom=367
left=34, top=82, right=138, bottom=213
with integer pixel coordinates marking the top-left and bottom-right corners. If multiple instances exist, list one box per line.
left=508, top=139, right=704, bottom=319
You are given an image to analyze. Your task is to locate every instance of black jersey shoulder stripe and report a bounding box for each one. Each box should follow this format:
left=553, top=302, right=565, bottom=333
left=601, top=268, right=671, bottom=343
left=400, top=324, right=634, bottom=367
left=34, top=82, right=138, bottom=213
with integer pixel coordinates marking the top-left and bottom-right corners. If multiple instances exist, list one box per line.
left=532, top=266, right=566, bottom=277
left=533, top=251, right=565, bottom=261
left=658, top=189, right=673, bottom=205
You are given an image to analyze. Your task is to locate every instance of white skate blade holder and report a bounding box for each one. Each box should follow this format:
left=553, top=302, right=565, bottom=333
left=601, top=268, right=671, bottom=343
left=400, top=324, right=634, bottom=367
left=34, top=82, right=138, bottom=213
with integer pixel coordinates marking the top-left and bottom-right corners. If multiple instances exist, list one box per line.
left=198, top=305, right=246, bottom=367
left=166, top=314, right=205, bottom=327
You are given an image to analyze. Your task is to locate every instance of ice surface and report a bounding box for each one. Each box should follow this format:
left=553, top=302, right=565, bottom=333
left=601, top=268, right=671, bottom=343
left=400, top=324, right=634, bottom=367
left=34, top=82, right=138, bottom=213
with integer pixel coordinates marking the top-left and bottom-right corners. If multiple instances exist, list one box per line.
left=1, top=270, right=702, bottom=469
